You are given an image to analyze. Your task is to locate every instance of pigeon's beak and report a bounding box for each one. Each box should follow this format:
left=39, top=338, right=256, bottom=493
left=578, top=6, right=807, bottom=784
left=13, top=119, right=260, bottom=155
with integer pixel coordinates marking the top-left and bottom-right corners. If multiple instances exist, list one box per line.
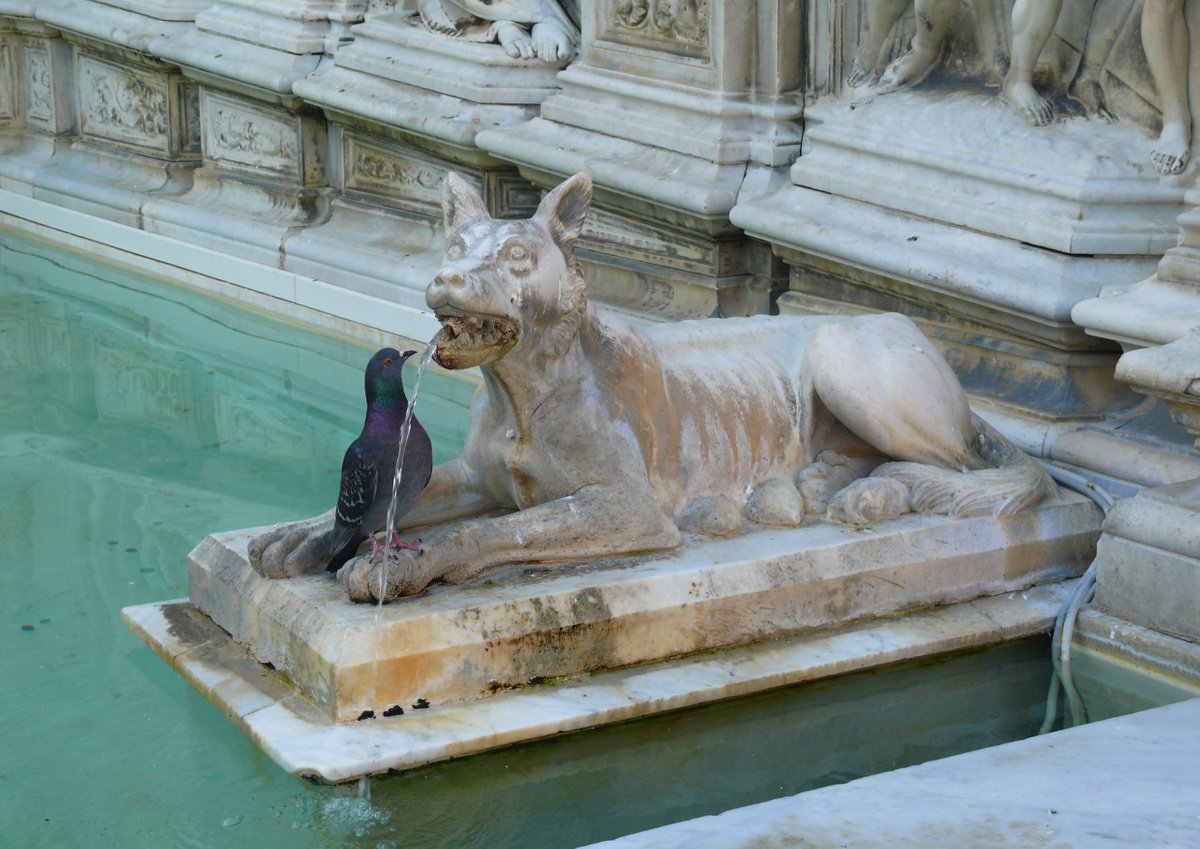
left=402, top=350, right=417, bottom=359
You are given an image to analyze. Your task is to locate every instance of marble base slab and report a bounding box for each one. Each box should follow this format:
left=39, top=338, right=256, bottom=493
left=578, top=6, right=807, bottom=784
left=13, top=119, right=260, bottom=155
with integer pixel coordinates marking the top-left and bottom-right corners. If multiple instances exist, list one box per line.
left=333, top=12, right=566, bottom=106
left=187, top=493, right=1098, bottom=724
left=584, top=695, right=1200, bottom=848
left=791, top=91, right=1185, bottom=257
left=123, top=580, right=1075, bottom=783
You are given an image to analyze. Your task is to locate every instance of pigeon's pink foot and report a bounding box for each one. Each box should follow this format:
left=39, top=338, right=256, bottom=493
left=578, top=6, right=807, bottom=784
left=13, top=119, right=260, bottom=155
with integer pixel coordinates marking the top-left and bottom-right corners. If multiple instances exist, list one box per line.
left=369, top=534, right=423, bottom=558
left=390, top=532, right=423, bottom=553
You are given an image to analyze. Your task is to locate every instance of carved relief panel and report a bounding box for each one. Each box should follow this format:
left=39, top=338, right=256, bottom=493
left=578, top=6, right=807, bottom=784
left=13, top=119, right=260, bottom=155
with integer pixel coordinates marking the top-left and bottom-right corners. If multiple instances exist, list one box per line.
left=201, top=90, right=324, bottom=184
left=79, top=55, right=171, bottom=153
left=23, top=41, right=53, bottom=125
left=603, top=0, right=710, bottom=60
left=343, top=134, right=444, bottom=217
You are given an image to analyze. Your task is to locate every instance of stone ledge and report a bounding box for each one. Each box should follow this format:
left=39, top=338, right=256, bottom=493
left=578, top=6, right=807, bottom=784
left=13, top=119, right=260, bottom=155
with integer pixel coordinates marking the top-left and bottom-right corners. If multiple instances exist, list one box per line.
left=123, top=580, right=1075, bottom=783
left=1075, top=607, right=1200, bottom=689
left=186, top=493, right=1099, bottom=723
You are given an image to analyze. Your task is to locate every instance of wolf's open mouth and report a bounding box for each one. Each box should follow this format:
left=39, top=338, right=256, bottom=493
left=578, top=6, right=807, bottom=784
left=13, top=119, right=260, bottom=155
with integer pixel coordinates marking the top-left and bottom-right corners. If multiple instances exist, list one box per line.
left=437, top=313, right=517, bottom=349
left=433, top=311, right=519, bottom=368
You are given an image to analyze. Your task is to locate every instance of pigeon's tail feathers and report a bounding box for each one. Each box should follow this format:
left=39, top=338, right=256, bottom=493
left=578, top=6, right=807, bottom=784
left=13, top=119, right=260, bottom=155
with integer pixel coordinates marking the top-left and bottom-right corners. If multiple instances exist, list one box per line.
left=326, top=529, right=364, bottom=574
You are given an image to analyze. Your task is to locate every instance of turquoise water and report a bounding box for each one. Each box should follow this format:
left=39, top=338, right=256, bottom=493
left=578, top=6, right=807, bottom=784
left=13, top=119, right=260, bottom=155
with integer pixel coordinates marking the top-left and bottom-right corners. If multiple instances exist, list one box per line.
left=2, top=226, right=1057, bottom=849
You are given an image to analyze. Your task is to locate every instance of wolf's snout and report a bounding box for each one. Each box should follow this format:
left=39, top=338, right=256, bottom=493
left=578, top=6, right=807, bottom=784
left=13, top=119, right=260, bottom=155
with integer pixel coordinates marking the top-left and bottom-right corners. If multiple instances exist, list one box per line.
left=434, top=267, right=465, bottom=288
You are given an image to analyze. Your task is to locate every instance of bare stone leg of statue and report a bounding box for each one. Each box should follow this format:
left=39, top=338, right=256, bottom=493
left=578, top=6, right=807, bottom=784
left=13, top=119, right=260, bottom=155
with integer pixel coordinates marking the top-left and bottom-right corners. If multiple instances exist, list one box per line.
left=1142, top=0, right=1198, bottom=175
left=878, top=0, right=959, bottom=93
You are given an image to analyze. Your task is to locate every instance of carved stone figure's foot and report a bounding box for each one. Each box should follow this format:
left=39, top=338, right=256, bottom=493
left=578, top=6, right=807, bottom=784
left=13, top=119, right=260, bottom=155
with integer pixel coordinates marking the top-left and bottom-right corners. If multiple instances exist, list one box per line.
left=847, top=40, right=881, bottom=88
left=1001, top=78, right=1054, bottom=126
left=530, top=20, right=574, bottom=63
left=847, top=60, right=875, bottom=88
left=745, top=478, right=804, bottom=527
left=797, top=451, right=880, bottom=515
left=1068, top=77, right=1116, bottom=123
left=496, top=21, right=537, bottom=59
left=247, top=511, right=334, bottom=578
left=1151, top=123, right=1190, bottom=176
left=826, top=477, right=911, bottom=526
left=877, top=46, right=941, bottom=94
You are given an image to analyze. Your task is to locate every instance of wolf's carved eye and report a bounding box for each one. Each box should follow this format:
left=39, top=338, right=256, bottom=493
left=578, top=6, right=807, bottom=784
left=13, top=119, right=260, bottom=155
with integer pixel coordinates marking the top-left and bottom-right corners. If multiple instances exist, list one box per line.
left=446, top=240, right=466, bottom=261
left=503, top=241, right=536, bottom=275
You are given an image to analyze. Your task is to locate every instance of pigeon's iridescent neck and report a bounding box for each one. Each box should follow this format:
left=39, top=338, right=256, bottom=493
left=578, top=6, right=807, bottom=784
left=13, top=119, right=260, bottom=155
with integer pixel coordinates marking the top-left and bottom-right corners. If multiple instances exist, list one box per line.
left=364, top=384, right=407, bottom=434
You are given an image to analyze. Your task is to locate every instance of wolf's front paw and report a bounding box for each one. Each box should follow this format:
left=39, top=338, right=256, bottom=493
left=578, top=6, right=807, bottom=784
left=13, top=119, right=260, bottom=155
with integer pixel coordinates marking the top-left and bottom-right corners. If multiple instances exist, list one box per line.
left=338, top=548, right=435, bottom=602
left=248, top=511, right=334, bottom=578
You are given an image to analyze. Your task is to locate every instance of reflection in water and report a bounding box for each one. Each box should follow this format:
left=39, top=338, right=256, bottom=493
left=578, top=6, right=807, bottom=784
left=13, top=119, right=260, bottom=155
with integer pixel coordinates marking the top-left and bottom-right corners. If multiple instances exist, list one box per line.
left=1, top=228, right=1053, bottom=849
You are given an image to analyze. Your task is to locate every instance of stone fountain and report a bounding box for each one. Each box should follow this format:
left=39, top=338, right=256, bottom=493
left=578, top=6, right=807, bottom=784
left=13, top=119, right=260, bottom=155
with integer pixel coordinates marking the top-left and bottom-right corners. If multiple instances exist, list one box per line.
left=124, top=170, right=1100, bottom=781
left=2, top=0, right=1195, bottom=783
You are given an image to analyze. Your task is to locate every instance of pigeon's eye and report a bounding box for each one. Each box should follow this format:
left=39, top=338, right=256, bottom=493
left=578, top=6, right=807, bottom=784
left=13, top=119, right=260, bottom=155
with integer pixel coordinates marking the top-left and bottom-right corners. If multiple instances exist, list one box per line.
left=383, top=358, right=393, bottom=366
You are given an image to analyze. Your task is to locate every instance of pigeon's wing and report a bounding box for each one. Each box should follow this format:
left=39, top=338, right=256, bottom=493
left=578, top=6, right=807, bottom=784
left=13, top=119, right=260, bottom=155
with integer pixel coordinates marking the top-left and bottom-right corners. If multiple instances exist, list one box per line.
left=329, top=441, right=379, bottom=557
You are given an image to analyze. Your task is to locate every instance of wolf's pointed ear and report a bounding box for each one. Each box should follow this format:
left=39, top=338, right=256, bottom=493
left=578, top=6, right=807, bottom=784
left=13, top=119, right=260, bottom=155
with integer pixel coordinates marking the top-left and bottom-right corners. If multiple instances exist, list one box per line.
left=535, top=172, right=592, bottom=250
left=443, top=172, right=490, bottom=232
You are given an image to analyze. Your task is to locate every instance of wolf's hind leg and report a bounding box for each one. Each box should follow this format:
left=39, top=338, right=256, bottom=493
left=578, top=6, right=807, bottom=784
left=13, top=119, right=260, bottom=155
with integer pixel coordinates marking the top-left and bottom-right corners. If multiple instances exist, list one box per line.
left=806, top=313, right=979, bottom=470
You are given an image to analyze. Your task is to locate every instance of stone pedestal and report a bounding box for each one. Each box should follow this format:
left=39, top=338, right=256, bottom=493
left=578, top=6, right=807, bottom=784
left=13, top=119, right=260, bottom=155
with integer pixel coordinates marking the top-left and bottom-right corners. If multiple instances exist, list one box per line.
left=122, top=491, right=1098, bottom=780
left=732, top=90, right=1186, bottom=422
left=479, top=0, right=803, bottom=320
left=285, top=12, right=556, bottom=312
left=191, top=495, right=1098, bottom=723
left=18, top=1, right=212, bottom=224
left=1093, top=478, right=1200, bottom=643
left=141, top=88, right=331, bottom=265
left=1071, top=196, right=1200, bottom=683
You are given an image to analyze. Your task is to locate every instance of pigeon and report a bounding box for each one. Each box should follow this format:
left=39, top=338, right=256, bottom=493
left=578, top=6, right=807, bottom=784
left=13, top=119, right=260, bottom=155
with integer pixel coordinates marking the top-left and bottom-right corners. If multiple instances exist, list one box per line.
left=326, top=348, right=434, bottom=575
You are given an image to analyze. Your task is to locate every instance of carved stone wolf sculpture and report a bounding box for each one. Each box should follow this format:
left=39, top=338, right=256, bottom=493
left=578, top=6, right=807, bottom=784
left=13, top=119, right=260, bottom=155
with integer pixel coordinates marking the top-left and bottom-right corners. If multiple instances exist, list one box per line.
left=249, top=172, right=1052, bottom=601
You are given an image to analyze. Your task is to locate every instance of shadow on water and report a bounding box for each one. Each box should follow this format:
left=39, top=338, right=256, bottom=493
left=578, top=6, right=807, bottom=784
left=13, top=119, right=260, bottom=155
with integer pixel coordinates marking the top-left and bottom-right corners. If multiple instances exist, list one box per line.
left=2, top=227, right=1055, bottom=849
